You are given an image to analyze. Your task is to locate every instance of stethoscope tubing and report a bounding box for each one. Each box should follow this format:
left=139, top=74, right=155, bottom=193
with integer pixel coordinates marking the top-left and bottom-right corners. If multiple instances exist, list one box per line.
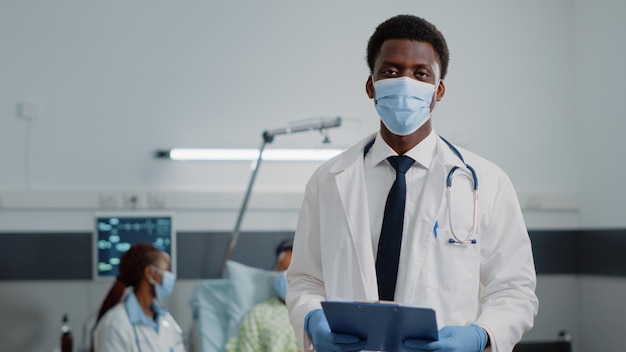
left=446, top=185, right=479, bottom=244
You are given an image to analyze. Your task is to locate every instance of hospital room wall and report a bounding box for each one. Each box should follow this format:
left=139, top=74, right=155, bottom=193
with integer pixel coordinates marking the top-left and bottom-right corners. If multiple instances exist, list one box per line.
left=0, top=1, right=624, bottom=351
left=572, top=1, right=626, bottom=351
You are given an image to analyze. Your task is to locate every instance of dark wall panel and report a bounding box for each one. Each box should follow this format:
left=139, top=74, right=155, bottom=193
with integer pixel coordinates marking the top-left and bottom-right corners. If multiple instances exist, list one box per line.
left=1, top=229, right=625, bottom=280
left=0, top=233, right=92, bottom=280
left=578, top=229, right=626, bottom=276
left=177, top=231, right=295, bottom=279
left=528, top=230, right=580, bottom=274
left=0, top=231, right=295, bottom=280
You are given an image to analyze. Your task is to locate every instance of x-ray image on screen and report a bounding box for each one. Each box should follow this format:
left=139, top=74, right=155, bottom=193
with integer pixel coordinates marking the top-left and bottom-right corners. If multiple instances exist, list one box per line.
left=93, top=212, right=175, bottom=279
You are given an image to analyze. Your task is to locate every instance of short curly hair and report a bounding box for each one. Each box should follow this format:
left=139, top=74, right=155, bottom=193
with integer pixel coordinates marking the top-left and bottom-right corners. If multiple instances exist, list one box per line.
left=366, top=14, right=450, bottom=80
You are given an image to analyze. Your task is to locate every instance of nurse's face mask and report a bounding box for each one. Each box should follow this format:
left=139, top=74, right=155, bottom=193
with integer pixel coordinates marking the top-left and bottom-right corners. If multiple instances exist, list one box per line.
left=149, top=265, right=176, bottom=300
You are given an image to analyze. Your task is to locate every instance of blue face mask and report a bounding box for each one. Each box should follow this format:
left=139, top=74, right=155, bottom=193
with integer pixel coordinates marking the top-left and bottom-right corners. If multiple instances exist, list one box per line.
left=273, top=271, right=287, bottom=301
left=374, top=77, right=436, bottom=136
left=152, top=268, right=176, bottom=301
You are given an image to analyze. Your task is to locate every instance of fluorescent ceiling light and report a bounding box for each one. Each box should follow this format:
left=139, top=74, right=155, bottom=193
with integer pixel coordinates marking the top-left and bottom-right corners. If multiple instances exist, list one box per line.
left=164, top=148, right=343, bottom=161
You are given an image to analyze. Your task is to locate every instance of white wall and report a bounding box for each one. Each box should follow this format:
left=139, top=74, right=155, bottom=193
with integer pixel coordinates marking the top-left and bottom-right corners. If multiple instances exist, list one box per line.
left=573, top=0, right=626, bottom=228
left=527, top=276, right=581, bottom=351
left=0, top=0, right=579, bottom=201
left=578, top=276, right=626, bottom=351
left=0, top=0, right=624, bottom=351
left=572, top=0, right=626, bottom=350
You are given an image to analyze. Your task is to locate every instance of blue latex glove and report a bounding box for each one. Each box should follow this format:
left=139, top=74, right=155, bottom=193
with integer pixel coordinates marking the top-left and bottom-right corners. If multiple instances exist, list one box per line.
left=305, top=309, right=367, bottom=352
left=403, top=325, right=488, bottom=352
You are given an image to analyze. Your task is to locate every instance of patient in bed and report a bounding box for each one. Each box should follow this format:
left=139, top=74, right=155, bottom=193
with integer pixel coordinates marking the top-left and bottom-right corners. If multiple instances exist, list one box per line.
left=226, top=239, right=300, bottom=352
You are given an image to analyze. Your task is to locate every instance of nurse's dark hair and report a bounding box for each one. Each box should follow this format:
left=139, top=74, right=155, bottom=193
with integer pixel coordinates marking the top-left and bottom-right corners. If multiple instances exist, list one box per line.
left=95, top=243, right=161, bottom=323
left=366, top=14, right=450, bottom=79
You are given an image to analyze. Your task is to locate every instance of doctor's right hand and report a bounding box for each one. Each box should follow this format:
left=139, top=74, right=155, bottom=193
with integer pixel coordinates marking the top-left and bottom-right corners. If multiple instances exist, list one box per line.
left=305, top=309, right=367, bottom=352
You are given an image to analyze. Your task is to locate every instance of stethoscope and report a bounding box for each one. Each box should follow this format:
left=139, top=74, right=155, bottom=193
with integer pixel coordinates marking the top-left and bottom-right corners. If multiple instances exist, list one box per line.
left=439, top=136, right=479, bottom=245
left=364, top=135, right=479, bottom=245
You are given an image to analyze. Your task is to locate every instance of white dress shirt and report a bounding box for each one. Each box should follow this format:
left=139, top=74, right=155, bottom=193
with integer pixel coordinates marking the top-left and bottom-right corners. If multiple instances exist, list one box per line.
left=364, top=130, right=437, bottom=257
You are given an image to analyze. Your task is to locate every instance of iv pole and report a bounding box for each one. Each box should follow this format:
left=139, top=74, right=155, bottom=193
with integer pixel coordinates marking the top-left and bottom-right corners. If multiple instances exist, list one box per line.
left=219, top=116, right=342, bottom=277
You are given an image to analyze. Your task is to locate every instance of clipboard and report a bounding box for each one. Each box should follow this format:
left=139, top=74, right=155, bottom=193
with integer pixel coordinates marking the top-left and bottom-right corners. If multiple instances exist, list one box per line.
left=321, top=301, right=438, bottom=351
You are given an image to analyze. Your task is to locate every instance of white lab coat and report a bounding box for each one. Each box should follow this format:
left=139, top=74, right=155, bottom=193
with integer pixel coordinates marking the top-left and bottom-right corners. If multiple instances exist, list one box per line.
left=93, top=301, right=185, bottom=352
left=286, top=133, right=538, bottom=352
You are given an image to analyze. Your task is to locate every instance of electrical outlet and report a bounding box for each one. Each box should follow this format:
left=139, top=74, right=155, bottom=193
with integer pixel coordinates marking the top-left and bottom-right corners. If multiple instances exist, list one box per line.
left=147, top=192, right=166, bottom=209
left=525, top=195, right=542, bottom=210
left=99, top=192, right=119, bottom=209
left=123, top=192, right=140, bottom=210
left=17, top=102, right=39, bottom=121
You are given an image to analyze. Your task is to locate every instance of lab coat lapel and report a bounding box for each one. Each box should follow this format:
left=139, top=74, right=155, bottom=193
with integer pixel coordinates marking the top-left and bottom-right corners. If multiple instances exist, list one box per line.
left=396, top=137, right=460, bottom=302
left=332, top=134, right=379, bottom=300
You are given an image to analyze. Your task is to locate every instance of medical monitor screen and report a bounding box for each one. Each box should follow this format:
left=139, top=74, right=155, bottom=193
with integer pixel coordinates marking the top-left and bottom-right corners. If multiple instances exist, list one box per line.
left=93, top=212, right=175, bottom=279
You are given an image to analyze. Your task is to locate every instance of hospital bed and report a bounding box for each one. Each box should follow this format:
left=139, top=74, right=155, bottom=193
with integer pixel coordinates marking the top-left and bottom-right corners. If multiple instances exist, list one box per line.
left=189, top=260, right=282, bottom=352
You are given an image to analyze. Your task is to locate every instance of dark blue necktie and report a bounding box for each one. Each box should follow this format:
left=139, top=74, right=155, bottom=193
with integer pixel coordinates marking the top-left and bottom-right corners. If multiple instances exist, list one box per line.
left=376, top=155, right=415, bottom=301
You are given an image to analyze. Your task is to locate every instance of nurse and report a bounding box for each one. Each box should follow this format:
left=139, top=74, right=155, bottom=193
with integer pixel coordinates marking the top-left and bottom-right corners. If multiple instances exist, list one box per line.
left=286, top=14, right=538, bottom=352
left=93, top=243, right=185, bottom=352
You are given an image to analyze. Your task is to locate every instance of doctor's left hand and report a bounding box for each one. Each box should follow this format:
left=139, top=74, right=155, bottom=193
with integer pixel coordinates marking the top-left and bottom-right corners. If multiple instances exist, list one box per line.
left=403, top=325, right=488, bottom=352
left=305, top=309, right=367, bottom=352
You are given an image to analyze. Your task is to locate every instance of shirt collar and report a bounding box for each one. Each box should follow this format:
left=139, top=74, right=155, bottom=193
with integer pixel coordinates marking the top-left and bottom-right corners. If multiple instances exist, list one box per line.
left=124, top=291, right=165, bottom=331
left=365, top=129, right=438, bottom=169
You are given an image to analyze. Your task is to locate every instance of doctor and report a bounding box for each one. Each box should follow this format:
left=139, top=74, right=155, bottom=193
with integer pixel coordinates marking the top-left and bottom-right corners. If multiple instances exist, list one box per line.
left=286, top=14, right=538, bottom=352
left=93, top=243, right=185, bottom=352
